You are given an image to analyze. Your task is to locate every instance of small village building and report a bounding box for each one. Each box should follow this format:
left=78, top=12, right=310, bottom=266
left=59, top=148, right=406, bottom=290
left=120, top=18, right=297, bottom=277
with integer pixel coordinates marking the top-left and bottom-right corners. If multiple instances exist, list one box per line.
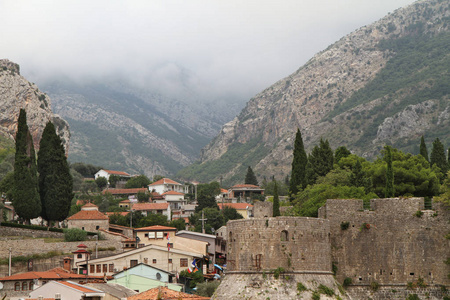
left=132, top=203, right=171, bottom=221
left=218, top=202, right=254, bottom=219
left=94, top=169, right=131, bottom=182
left=67, top=203, right=109, bottom=232
left=72, top=244, right=91, bottom=275
left=215, top=188, right=230, bottom=201
left=228, top=184, right=264, bottom=200
left=28, top=280, right=105, bottom=300
left=161, top=191, right=185, bottom=210
left=148, top=178, right=186, bottom=194
left=85, top=282, right=137, bottom=300
left=108, top=223, right=133, bottom=238
left=102, top=188, right=148, bottom=199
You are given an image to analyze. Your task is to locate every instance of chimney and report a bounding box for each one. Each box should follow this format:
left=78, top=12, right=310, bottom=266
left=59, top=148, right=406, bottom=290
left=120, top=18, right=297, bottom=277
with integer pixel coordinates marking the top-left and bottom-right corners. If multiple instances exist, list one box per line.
left=38, top=296, right=43, bottom=300
left=55, top=293, right=61, bottom=300
left=63, top=257, right=72, bottom=272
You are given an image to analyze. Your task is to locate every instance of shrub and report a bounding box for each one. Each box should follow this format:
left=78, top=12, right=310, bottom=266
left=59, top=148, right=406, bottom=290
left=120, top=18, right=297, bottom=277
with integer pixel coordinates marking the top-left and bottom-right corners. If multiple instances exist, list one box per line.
left=64, top=228, right=87, bottom=242
left=312, top=291, right=320, bottom=300
left=340, top=221, right=350, bottom=230
left=332, top=262, right=338, bottom=275
left=318, top=284, right=334, bottom=296
left=414, top=210, right=424, bottom=218
left=343, top=277, right=352, bottom=287
left=406, top=294, right=420, bottom=300
left=195, top=281, right=220, bottom=297
left=370, top=281, right=379, bottom=291
left=273, top=267, right=285, bottom=279
left=297, top=282, right=307, bottom=292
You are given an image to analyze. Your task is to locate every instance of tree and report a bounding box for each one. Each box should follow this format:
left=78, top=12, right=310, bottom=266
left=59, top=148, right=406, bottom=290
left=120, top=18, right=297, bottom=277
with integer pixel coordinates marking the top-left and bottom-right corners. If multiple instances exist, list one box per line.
left=108, top=174, right=120, bottom=188
left=334, top=146, right=351, bottom=163
left=305, top=139, right=334, bottom=186
left=272, top=181, right=280, bottom=217
left=70, top=162, right=101, bottom=178
left=195, top=182, right=220, bottom=213
left=419, top=136, right=429, bottom=162
left=95, top=177, right=108, bottom=189
left=384, top=146, right=394, bottom=198
left=349, top=159, right=372, bottom=192
left=138, top=213, right=169, bottom=228
left=244, top=166, right=258, bottom=185
left=0, top=172, right=14, bottom=201
left=189, top=208, right=224, bottom=234
left=153, top=175, right=164, bottom=182
left=222, top=206, right=244, bottom=223
left=169, top=218, right=186, bottom=231
left=125, top=175, right=151, bottom=188
left=38, top=121, right=73, bottom=225
left=430, top=138, right=448, bottom=179
left=136, top=191, right=149, bottom=202
left=12, top=109, right=41, bottom=223
left=289, top=128, right=308, bottom=196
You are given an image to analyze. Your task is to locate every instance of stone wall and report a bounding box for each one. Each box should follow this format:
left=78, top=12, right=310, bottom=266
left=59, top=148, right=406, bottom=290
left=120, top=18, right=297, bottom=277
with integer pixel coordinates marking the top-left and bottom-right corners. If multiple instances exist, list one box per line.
left=227, top=217, right=331, bottom=272
left=346, top=285, right=449, bottom=300
left=253, top=201, right=273, bottom=218
left=68, top=219, right=109, bottom=232
left=0, top=226, right=64, bottom=239
left=322, top=198, right=450, bottom=286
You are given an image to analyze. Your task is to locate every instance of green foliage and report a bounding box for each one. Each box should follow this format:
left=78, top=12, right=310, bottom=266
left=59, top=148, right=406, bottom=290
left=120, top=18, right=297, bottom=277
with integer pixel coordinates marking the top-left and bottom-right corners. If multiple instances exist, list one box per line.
left=340, top=222, right=350, bottom=230
left=430, top=137, right=448, bottom=179
left=370, top=281, right=379, bottom=291
left=334, top=146, right=351, bottom=163
left=13, top=109, right=41, bottom=222
left=297, top=282, right=307, bottom=292
left=290, top=128, right=308, bottom=196
left=332, top=262, right=338, bottom=275
left=169, top=218, right=186, bottom=231
left=179, top=269, right=204, bottom=288
left=70, top=162, right=101, bottom=178
left=190, top=208, right=224, bottom=234
left=136, top=191, right=149, bottom=202
left=318, top=284, right=334, bottom=296
left=95, top=177, right=108, bottom=189
left=273, top=267, right=285, bottom=279
left=64, top=228, right=88, bottom=242
left=0, top=250, right=64, bottom=265
left=195, top=182, right=220, bottom=213
left=272, top=181, right=280, bottom=217
left=385, top=146, right=395, bottom=198
left=137, top=213, right=168, bottom=228
left=195, top=281, right=220, bottom=297
left=0, top=172, right=14, bottom=201
left=222, top=206, right=244, bottom=223
left=312, top=291, right=320, bottom=300
left=38, top=121, right=73, bottom=223
left=263, top=179, right=289, bottom=196
left=414, top=210, right=424, bottom=218
left=108, top=174, right=120, bottom=188
left=245, top=166, right=258, bottom=185
left=419, top=136, right=429, bottom=162
left=305, top=138, right=334, bottom=186
left=406, top=294, right=420, bottom=300
left=343, top=277, right=352, bottom=287
left=125, top=175, right=151, bottom=188
left=436, top=171, right=450, bottom=207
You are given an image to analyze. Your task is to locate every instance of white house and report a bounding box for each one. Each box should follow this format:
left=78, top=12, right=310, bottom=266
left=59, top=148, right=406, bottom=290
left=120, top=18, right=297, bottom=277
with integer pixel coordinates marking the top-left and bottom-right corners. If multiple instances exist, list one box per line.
left=28, top=280, right=105, bottom=300
left=94, top=169, right=131, bottom=182
left=132, top=202, right=171, bottom=221
left=148, top=178, right=184, bottom=194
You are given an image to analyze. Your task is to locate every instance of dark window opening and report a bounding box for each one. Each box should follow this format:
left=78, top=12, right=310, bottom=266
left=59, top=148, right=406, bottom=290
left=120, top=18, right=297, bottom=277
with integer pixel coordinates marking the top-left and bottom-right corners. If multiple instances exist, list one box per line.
left=410, top=273, right=414, bottom=276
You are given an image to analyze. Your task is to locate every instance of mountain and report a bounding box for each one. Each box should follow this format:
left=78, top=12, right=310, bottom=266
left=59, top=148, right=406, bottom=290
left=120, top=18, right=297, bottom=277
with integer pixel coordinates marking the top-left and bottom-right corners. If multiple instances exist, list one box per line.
left=178, top=0, right=450, bottom=185
left=41, top=80, right=242, bottom=178
left=0, top=59, right=70, bottom=155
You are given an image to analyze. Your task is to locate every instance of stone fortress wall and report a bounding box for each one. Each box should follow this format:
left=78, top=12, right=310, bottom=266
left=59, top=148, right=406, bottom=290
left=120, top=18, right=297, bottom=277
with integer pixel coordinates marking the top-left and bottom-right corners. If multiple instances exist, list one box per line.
left=319, top=197, right=450, bottom=286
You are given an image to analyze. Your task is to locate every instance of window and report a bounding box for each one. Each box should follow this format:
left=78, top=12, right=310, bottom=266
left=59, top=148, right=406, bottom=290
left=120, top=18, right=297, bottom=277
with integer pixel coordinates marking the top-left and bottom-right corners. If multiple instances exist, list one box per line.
left=145, top=233, right=148, bottom=237
left=22, top=281, right=28, bottom=290
left=103, top=264, right=107, bottom=272
left=77, top=254, right=82, bottom=259
left=149, top=232, right=156, bottom=239
left=153, top=259, right=157, bottom=264
left=156, top=232, right=164, bottom=239
left=90, top=265, right=95, bottom=273
left=14, top=282, right=20, bottom=291
left=109, top=264, right=114, bottom=273
left=168, top=259, right=172, bottom=263
left=96, top=226, right=100, bottom=230
left=281, top=230, right=288, bottom=242
left=82, top=227, right=85, bottom=230
left=96, top=264, right=101, bottom=273
left=29, top=281, right=33, bottom=290
left=130, top=260, right=138, bottom=268
left=180, top=258, right=188, bottom=267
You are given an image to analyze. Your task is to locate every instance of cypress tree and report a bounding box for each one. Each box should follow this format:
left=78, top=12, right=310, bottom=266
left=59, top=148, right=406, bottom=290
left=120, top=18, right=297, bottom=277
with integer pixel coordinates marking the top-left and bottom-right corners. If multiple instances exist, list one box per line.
left=13, top=109, right=41, bottom=223
left=384, top=146, right=394, bottom=198
left=419, top=136, right=429, bottom=162
left=244, top=166, right=258, bottom=185
left=334, top=146, right=351, bottom=163
left=430, top=138, right=447, bottom=176
left=272, top=181, right=280, bottom=217
left=289, top=128, right=307, bottom=196
left=38, top=121, right=73, bottom=225
left=304, top=138, right=334, bottom=186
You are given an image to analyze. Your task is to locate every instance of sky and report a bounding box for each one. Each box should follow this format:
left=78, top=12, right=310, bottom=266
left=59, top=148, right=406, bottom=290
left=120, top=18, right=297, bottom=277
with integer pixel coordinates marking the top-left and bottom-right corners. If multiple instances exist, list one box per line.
left=1, top=0, right=417, bottom=103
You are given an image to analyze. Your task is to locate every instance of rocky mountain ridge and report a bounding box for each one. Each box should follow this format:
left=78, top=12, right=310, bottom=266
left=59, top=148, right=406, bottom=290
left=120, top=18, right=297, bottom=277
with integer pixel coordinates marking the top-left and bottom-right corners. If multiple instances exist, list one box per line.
left=0, top=59, right=70, bottom=154
left=179, top=0, right=450, bottom=184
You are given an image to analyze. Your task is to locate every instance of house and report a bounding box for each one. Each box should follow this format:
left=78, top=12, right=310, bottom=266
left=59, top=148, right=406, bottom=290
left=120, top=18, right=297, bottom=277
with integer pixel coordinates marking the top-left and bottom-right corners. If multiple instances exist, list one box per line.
left=67, top=203, right=109, bottom=232
left=161, top=191, right=185, bottom=210
left=228, top=184, right=264, bottom=200
left=128, top=286, right=209, bottom=300
left=85, top=283, right=137, bottom=300
left=107, top=263, right=182, bottom=293
left=94, top=169, right=131, bottom=182
left=0, top=267, right=105, bottom=299
left=85, top=244, right=204, bottom=276
left=148, top=178, right=185, bottom=194
left=217, top=202, right=254, bottom=219
left=215, top=188, right=230, bottom=201
left=134, top=225, right=208, bottom=257
left=131, top=203, right=171, bottom=221
left=28, top=280, right=105, bottom=300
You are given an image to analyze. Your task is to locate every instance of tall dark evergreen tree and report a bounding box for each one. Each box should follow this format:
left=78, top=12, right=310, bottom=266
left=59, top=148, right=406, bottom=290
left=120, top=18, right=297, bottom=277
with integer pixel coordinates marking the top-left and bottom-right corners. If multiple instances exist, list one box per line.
left=334, top=146, right=351, bottom=163
left=289, top=128, right=308, bottom=196
left=244, top=166, right=258, bottom=185
left=304, top=138, right=334, bottom=186
left=13, top=109, right=41, bottom=223
left=272, top=181, right=280, bottom=217
left=384, top=146, right=394, bottom=198
left=419, top=136, right=429, bottom=163
left=430, top=138, right=448, bottom=177
left=38, top=121, right=73, bottom=225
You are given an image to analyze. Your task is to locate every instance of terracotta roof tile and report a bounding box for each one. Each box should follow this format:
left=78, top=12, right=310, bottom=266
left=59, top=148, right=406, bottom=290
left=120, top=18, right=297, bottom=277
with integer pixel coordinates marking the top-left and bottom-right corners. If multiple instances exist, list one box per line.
left=106, top=212, right=129, bottom=217
left=135, top=225, right=176, bottom=231
left=103, top=188, right=148, bottom=195
left=149, top=178, right=181, bottom=186
left=0, top=269, right=102, bottom=281
left=218, top=203, right=253, bottom=210
left=67, top=210, right=109, bottom=220
left=220, top=188, right=228, bottom=193
left=82, top=203, right=98, bottom=208
left=162, top=191, right=184, bottom=196
left=103, top=170, right=131, bottom=176
left=128, top=286, right=209, bottom=300
left=231, top=184, right=261, bottom=189
left=132, top=203, right=169, bottom=211
left=57, top=281, right=101, bottom=293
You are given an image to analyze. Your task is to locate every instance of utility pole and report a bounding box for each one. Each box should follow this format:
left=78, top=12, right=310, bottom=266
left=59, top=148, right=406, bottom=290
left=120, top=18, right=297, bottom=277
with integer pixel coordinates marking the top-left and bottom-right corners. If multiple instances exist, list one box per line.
left=8, top=247, right=11, bottom=276
left=200, top=209, right=207, bottom=234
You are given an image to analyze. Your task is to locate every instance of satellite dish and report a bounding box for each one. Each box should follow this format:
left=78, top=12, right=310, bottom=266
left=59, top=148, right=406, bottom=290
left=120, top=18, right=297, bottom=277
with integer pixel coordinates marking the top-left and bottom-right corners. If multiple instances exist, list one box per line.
left=0, top=282, right=3, bottom=289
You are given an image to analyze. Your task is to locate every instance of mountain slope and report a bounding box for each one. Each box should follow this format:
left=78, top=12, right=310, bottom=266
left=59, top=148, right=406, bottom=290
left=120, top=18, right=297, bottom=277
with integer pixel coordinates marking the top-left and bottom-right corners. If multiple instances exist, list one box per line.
left=178, top=0, right=450, bottom=185
left=43, top=81, right=242, bottom=177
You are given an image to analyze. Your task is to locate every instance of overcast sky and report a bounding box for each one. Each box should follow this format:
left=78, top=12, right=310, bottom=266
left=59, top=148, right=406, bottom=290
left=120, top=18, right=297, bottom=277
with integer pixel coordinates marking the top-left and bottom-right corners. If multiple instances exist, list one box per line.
left=1, top=0, right=416, bottom=102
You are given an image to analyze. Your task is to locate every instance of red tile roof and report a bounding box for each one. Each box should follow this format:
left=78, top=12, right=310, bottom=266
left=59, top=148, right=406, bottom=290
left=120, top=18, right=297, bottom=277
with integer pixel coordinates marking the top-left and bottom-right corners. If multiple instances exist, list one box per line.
left=135, top=225, right=176, bottom=232
left=103, top=188, right=148, bottom=195
left=106, top=212, right=129, bottom=217
left=149, top=178, right=181, bottom=186
left=67, top=210, right=109, bottom=220
left=218, top=203, right=253, bottom=210
left=162, top=191, right=184, bottom=196
left=220, top=188, right=228, bottom=193
left=231, top=184, right=261, bottom=189
left=76, top=200, right=88, bottom=206
left=82, top=203, right=98, bottom=208
left=103, top=170, right=131, bottom=176
left=132, top=203, right=169, bottom=211
left=0, top=269, right=102, bottom=281
left=128, top=286, right=209, bottom=300
left=57, top=281, right=101, bottom=293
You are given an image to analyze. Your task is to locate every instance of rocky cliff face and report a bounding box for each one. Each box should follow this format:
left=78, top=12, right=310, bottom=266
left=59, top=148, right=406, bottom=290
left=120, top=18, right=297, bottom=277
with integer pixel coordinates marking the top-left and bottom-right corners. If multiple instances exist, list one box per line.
left=0, top=59, right=70, bottom=153
left=180, top=0, right=450, bottom=184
